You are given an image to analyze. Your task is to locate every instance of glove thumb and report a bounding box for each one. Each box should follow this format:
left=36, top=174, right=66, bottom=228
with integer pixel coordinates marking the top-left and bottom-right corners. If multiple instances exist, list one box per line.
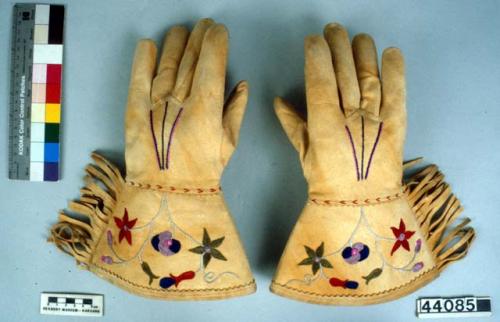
left=274, top=96, right=308, bottom=163
left=221, top=81, right=249, bottom=166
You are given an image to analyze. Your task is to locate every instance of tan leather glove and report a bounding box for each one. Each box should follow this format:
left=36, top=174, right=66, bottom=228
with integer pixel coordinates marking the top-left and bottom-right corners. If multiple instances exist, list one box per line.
left=270, top=23, right=474, bottom=305
left=50, top=19, right=256, bottom=300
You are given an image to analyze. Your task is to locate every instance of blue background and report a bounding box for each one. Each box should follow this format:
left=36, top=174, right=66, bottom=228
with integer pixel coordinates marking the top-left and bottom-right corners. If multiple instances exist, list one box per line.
left=0, top=0, right=499, bottom=321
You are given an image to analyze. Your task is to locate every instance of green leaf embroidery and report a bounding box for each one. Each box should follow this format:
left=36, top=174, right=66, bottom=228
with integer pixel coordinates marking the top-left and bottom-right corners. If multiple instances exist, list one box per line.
left=210, top=237, right=225, bottom=248
left=320, top=259, right=333, bottom=268
left=312, top=262, right=320, bottom=275
left=298, top=258, right=314, bottom=265
left=141, top=261, right=159, bottom=285
left=316, top=242, right=324, bottom=257
left=210, top=248, right=227, bottom=261
left=189, top=245, right=205, bottom=254
left=192, top=229, right=228, bottom=269
left=202, top=228, right=211, bottom=245
left=203, top=252, right=211, bottom=268
left=298, top=242, right=333, bottom=275
left=305, top=245, right=316, bottom=258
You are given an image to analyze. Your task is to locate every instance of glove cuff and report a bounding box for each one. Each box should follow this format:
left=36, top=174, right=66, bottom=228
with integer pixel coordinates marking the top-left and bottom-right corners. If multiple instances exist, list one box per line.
left=49, top=153, right=256, bottom=300
left=271, top=162, right=475, bottom=305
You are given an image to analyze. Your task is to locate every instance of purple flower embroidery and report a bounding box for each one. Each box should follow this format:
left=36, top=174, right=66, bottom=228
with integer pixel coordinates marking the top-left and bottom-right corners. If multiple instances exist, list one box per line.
left=415, top=239, right=422, bottom=253
left=151, top=231, right=181, bottom=256
left=101, top=255, right=113, bottom=264
left=342, top=242, right=370, bottom=264
left=412, top=261, right=424, bottom=272
left=107, top=230, right=113, bottom=246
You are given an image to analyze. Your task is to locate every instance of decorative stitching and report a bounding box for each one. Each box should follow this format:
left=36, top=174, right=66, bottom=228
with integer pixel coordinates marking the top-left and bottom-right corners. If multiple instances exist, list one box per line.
left=360, top=116, right=365, bottom=179
left=149, top=104, right=183, bottom=171
left=309, top=191, right=403, bottom=206
left=364, top=122, right=383, bottom=179
left=149, top=110, right=162, bottom=169
left=345, top=125, right=361, bottom=181
left=92, top=263, right=255, bottom=293
left=189, top=228, right=228, bottom=268
left=160, top=103, right=169, bottom=169
left=285, top=207, right=424, bottom=289
left=166, top=108, right=183, bottom=169
left=390, top=219, right=416, bottom=256
left=272, top=266, right=437, bottom=298
left=126, top=180, right=222, bottom=194
left=113, top=209, right=137, bottom=245
left=102, top=195, right=241, bottom=289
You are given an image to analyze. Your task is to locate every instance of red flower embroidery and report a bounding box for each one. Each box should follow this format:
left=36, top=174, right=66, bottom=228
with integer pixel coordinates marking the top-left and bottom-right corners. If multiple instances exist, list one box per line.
left=114, top=209, right=137, bottom=245
left=390, top=219, right=415, bottom=255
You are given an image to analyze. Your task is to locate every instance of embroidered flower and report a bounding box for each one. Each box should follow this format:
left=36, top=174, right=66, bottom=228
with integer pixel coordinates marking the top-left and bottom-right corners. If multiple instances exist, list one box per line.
left=113, top=209, right=138, bottom=245
left=159, top=271, right=196, bottom=289
left=151, top=231, right=181, bottom=256
left=342, top=242, right=370, bottom=264
left=390, top=219, right=415, bottom=255
left=100, top=255, right=113, bottom=264
left=189, top=228, right=227, bottom=268
left=298, top=242, right=333, bottom=275
left=412, top=262, right=424, bottom=272
left=415, top=239, right=422, bottom=253
left=329, top=277, right=359, bottom=289
left=106, top=230, right=113, bottom=246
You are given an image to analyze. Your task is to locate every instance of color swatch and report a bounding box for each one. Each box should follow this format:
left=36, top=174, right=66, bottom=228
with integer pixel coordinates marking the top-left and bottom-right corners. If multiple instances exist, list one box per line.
left=29, top=4, right=64, bottom=181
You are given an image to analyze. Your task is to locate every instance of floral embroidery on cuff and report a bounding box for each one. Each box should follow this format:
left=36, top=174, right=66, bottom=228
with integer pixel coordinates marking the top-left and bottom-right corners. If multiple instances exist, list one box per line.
left=151, top=230, right=181, bottom=256
left=390, top=219, right=415, bottom=256
left=342, top=242, right=370, bottom=264
left=113, top=209, right=137, bottom=245
left=189, top=228, right=227, bottom=268
left=298, top=242, right=333, bottom=275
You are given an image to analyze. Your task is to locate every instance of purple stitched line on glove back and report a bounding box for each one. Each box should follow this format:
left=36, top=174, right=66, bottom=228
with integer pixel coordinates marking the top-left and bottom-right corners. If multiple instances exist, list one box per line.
left=364, top=122, right=383, bottom=179
left=165, top=108, right=184, bottom=170
left=345, top=125, right=361, bottom=181
left=149, top=110, right=162, bottom=169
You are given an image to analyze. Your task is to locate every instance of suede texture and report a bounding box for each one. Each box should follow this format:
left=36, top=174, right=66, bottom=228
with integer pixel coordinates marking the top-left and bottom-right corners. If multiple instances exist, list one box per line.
left=50, top=19, right=256, bottom=300
left=270, top=23, right=473, bottom=305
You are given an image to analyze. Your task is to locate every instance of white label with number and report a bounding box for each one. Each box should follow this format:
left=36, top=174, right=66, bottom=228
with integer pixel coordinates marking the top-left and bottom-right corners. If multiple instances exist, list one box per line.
left=417, top=296, right=491, bottom=319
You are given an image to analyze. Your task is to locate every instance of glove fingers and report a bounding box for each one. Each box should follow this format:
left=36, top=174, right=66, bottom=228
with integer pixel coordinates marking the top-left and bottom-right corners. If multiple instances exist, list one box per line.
left=380, top=47, right=406, bottom=133
left=151, top=26, right=189, bottom=105
left=304, top=35, right=344, bottom=139
left=352, top=33, right=382, bottom=116
left=274, top=97, right=308, bottom=162
left=128, top=39, right=157, bottom=96
left=221, top=81, right=248, bottom=165
left=172, top=18, right=214, bottom=103
left=125, top=40, right=159, bottom=177
left=190, top=23, right=229, bottom=120
left=324, top=23, right=361, bottom=114
left=126, top=39, right=157, bottom=132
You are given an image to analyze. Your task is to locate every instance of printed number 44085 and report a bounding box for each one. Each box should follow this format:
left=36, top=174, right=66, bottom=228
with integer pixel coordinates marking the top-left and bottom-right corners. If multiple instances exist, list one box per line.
left=421, top=298, right=476, bottom=313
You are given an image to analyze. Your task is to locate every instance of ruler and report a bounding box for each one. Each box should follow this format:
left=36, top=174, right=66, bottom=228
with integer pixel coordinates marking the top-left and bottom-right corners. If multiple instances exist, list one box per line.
left=9, top=4, right=64, bottom=181
left=417, top=296, right=491, bottom=319
left=40, top=292, right=104, bottom=317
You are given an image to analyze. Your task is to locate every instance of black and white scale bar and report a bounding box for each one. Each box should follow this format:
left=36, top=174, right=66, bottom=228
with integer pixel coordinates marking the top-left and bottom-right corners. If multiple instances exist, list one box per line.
left=417, top=296, right=491, bottom=319
left=40, top=293, right=103, bottom=317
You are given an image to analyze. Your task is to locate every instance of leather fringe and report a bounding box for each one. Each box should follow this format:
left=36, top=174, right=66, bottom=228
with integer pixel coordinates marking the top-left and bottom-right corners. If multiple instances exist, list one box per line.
left=48, top=153, right=124, bottom=267
left=405, top=164, right=475, bottom=273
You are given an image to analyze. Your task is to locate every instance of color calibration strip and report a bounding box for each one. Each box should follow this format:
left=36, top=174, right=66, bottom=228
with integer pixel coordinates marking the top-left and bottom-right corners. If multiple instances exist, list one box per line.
left=9, top=4, right=65, bottom=181
left=30, top=4, right=64, bottom=181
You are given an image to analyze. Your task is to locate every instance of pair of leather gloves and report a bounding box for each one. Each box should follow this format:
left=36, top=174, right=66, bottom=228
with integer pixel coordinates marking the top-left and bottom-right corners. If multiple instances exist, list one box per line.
left=50, top=19, right=474, bottom=305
